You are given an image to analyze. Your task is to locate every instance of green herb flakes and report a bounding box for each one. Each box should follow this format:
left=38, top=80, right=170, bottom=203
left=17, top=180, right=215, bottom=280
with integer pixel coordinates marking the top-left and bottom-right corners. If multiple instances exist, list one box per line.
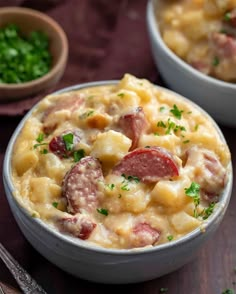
left=106, top=183, right=115, bottom=190
left=33, top=142, right=48, bottom=149
left=0, top=24, right=51, bottom=84
left=167, top=235, right=173, bottom=241
left=73, top=149, right=85, bottom=162
left=40, top=148, right=48, bottom=154
left=159, top=106, right=166, bottom=112
left=36, top=133, right=45, bottom=143
left=52, top=202, right=58, bottom=208
left=97, top=208, right=108, bottom=216
left=185, top=182, right=200, bottom=218
left=170, top=104, right=183, bottom=119
left=118, top=93, right=125, bottom=97
left=62, top=133, right=74, bottom=151
left=213, top=56, right=220, bottom=67
left=224, top=12, right=231, bottom=21
left=201, top=203, right=216, bottom=220
left=183, top=139, right=190, bottom=144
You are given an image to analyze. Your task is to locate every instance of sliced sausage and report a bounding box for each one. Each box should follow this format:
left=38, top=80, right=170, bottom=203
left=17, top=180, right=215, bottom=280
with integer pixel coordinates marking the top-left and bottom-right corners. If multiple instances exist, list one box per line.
left=118, top=107, right=148, bottom=151
left=113, top=147, right=179, bottom=183
left=210, top=32, right=236, bottom=57
left=131, top=223, right=160, bottom=247
left=191, top=60, right=211, bottom=75
left=184, top=146, right=226, bottom=202
left=62, top=156, right=104, bottom=214
left=49, top=130, right=81, bottom=158
left=59, top=215, right=96, bottom=240
left=43, top=95, right=84, bottom=133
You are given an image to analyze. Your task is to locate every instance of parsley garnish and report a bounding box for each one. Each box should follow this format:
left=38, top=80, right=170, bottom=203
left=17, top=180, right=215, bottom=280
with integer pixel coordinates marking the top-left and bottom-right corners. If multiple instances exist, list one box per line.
left=127, top=175, right=140, bottom=183
left=224, top=12, right=231, bottom=21
left=79, top=110, right=94, bottom=119
left=33, top=142, right=48, bottom=149
left=106, top=183, right=115, bottom=190
left=40, top=148, right=48, bottom=154
left=117, top=93, right=125, bottom=97
left=222, top=289, right=234, bottom=294
left=160, top=288, right=168, bottom=293
left=170, top=104, right=183, bottom=119
left=31, top=213, right=37, bottom=218
left=167, top=235, right=173, bottom=241
left=157, top=119, right=186, bottom=135
left=62, top=133, right=74, bottom=151
left=36, top=133, right=44, bottom=143
left=183, top=139, right=190, bottom=144
left=213, top=56, right=220, bottom=66
left=97, top=208, right=108, bottom=216
left=52, top=202, right=58, bottom=208
left=157, top=121, right=166, bottom=128
left=200, top=203, right=216, bottom=220
left=154, top=132, right=160, bottom=136
left=121, top=183, right=130, bottom=191
left=73, top=149, right=85, bottom=162
left=159, top=106, right=165, bottom=112
left=145, top=146, right=151, bottom=148
left=120, top=174, right=140, bottom=190
left=194, top=124, right=199, bottom=131
left=185, top=182, right=200, bottom=218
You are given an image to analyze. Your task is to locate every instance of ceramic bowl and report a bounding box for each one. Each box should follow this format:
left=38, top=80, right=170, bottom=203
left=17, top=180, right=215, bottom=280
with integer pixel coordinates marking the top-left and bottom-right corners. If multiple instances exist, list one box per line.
left=0, top=7, right=68, bottom=101
left=146, top=0, right=236, bottom=127
left=3, top=81, right=233, bottom=284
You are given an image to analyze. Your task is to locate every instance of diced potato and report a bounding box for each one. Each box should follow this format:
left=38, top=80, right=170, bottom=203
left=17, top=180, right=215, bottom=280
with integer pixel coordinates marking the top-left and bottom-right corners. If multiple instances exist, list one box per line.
left=14, top=151, right=39, bottom=176
left=151, top=177, right=191, bottom=208
left=90, top=130, right=131, bottom=165
left=169, top=211, right=201, bottom=233
left=118, top=74, right=153, bottom=102
left=163, top=30, right=190, bottom=58
left=29, top=177, right=61, bottom=204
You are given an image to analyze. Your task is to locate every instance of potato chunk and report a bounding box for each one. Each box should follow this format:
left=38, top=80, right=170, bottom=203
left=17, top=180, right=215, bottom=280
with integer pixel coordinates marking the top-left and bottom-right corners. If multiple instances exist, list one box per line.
left=169, top=211, right=201, bottom=233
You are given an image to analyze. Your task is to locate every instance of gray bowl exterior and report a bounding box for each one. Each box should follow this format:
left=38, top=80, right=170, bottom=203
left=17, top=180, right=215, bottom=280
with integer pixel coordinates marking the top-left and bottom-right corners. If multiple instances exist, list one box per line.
left=147, top=0, right=236, bottom=127
left=3, top=81, right=233, bottom=284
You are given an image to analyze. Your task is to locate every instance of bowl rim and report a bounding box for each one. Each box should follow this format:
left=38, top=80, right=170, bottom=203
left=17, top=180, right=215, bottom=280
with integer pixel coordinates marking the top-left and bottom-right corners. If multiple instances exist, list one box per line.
left=147, top=0, right=236, bottom=90
left=3, top=80, right=233, bottom=256
left=0, top=6, right=68, bottom=90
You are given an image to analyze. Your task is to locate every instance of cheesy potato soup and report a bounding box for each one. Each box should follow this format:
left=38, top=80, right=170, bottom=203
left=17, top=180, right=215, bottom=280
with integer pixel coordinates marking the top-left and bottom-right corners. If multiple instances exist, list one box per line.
left=11, top=74, right=230, bottom=249
left=157, top=0, right=236, bottom=82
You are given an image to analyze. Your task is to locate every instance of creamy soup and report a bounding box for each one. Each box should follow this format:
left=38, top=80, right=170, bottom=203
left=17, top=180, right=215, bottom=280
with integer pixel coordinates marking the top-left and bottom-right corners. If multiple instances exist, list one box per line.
left=157, top=0, right=236, bottom=82
left=11, top=74, right=230, bottom=249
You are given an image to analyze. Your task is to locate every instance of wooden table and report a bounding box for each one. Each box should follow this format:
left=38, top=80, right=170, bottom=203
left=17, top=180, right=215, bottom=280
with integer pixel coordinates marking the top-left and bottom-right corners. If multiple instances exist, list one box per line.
left=0, top=1, right=235, bottom=293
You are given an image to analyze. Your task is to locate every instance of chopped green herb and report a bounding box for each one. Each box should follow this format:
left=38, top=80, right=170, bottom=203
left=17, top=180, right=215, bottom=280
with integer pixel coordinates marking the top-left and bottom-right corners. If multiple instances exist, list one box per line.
left=33, top=142, right=48, bottom=149
left=127, top=175, right=140, bottom=183
left=73, top=149, right=85, bottom=162
left=157, top=121, right=166, bottom=128
left=80, top=110, right=94, bottom=119
left=97, top=208, right=108, bottom=216
left=187, top=111, right=192, bottom=114
left=62, top=133, right=74, bottom=151
left=0, top=24, right=51, bottom=84
left=106, top=183, right=115, bottom=190
left=222, top=289, right=234, bottom=294
left=154, top=132, right=160, bottom=136
left=194, top=124, right=199, bottom=131
left=117, top=93, right=125, bottom=97
left=224, top=12, right=231, bottom=21
left=160, top=288, right=168, bottom=293
left=167, top=235, right=173, bottom=241
left=166, top=120, right=176, bottom=135
left=213, top=56, right=220, bottom=66
left=159, top=106, right=166, bottom=112
left=36, top=133, right=44, bottom=143
left=170, top=104, right=183, bottom=119
left=121, top=183, right=130, bottom=191
left=185, top=182, right=200, bottom=218
left=183, top=140, right=190, bottom=144
left=52, top=202, right=58, bottom=208
left=145, top=146, right=151, bottom=148
left=40, top=148, right=48, bottom=154
left=31, top=213, right=37, bottom=218
left=200, top=203, right=216, bottom=220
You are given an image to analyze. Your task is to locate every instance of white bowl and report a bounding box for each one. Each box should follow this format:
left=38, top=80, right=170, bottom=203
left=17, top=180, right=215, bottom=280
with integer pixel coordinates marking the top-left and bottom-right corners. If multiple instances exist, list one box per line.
left=3, top=81, right=233, bottom=284
left=146, top=0, right=236, bottom=127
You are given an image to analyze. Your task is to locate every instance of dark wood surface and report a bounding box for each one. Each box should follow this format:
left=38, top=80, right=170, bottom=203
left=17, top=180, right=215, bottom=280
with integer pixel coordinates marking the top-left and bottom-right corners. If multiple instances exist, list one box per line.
left=0, top=1, right=235, bottom=293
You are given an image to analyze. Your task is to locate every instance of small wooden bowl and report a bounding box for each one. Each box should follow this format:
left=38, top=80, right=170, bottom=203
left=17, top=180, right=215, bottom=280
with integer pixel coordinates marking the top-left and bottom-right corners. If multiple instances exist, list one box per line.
left=0, top=7, right=68, bottom=102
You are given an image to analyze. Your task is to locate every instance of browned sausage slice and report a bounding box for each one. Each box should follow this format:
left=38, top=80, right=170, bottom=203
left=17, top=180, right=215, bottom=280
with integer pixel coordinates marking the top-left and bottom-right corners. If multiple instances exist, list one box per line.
left=118, top=107, right=148, bottom=150
left=59, top=215, right=96, bottom=240
left=131, top=223, right=160, bottom=247
left=62, top=157, right=104, bottom=214
left=113, top=147, right=179, bottom=183
left=43, top=95, right=84, bottom=133
left=210, top=32, right=236, bottom=57
left=49, top=130, right=81, bottom=158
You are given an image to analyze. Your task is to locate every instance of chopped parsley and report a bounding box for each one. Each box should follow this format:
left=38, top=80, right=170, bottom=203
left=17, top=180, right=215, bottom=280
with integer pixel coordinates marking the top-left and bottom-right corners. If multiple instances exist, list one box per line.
left=224, top=12, right=231, bottom=21
left=31, top=213, right=37, bottom=218
left=73, top=149, right=85, bottom=162
left=185, top=182, right=200, bottom=218
left=121, top=183, right=130, bottom=191
left=52, top=202, right=58, bottom=208
left=80, top=110, right=94, bottom=119
left=200, top=203, right=216, bottom=220
left=145, top=146, right=151, bottom=148
left=194, top=124, right=199, bottom=131
left=183, top=139, right=190, bottom=144
left=159, top=106, right=166, bottom=112
left=106, top=183, right=115, bottom=190
left=33, top=142, right=48, bottom=149
left=167, top=235, right=173, bottom=241
left=157, top=119, right=186, bottom=135
left=40, top=148, right=48, bottom=154
left=97, top=208, right=108, bottom=216
left=160, top=288, right=168, bottom=293
left=117, top=93, right=125, bottom=97
left=170, top=104, right=184, bottom=119
left=120, top=174, right=140, bottom=191
left=154, top=132, right=160, bottom=136
left=62, top=133, right=74, bottom=151
left=36, top=133, right=45, bottom=143
left=213, top=56, right=220, bottom=67
left=157, top=121, right=166, bottom=128
left=222, top=289, right=234, bottom=294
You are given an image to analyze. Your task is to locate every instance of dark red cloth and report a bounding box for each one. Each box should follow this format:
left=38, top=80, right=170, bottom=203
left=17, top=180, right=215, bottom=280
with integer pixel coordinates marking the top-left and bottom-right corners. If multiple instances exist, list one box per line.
left=0, top=0, right=160, bottom=116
